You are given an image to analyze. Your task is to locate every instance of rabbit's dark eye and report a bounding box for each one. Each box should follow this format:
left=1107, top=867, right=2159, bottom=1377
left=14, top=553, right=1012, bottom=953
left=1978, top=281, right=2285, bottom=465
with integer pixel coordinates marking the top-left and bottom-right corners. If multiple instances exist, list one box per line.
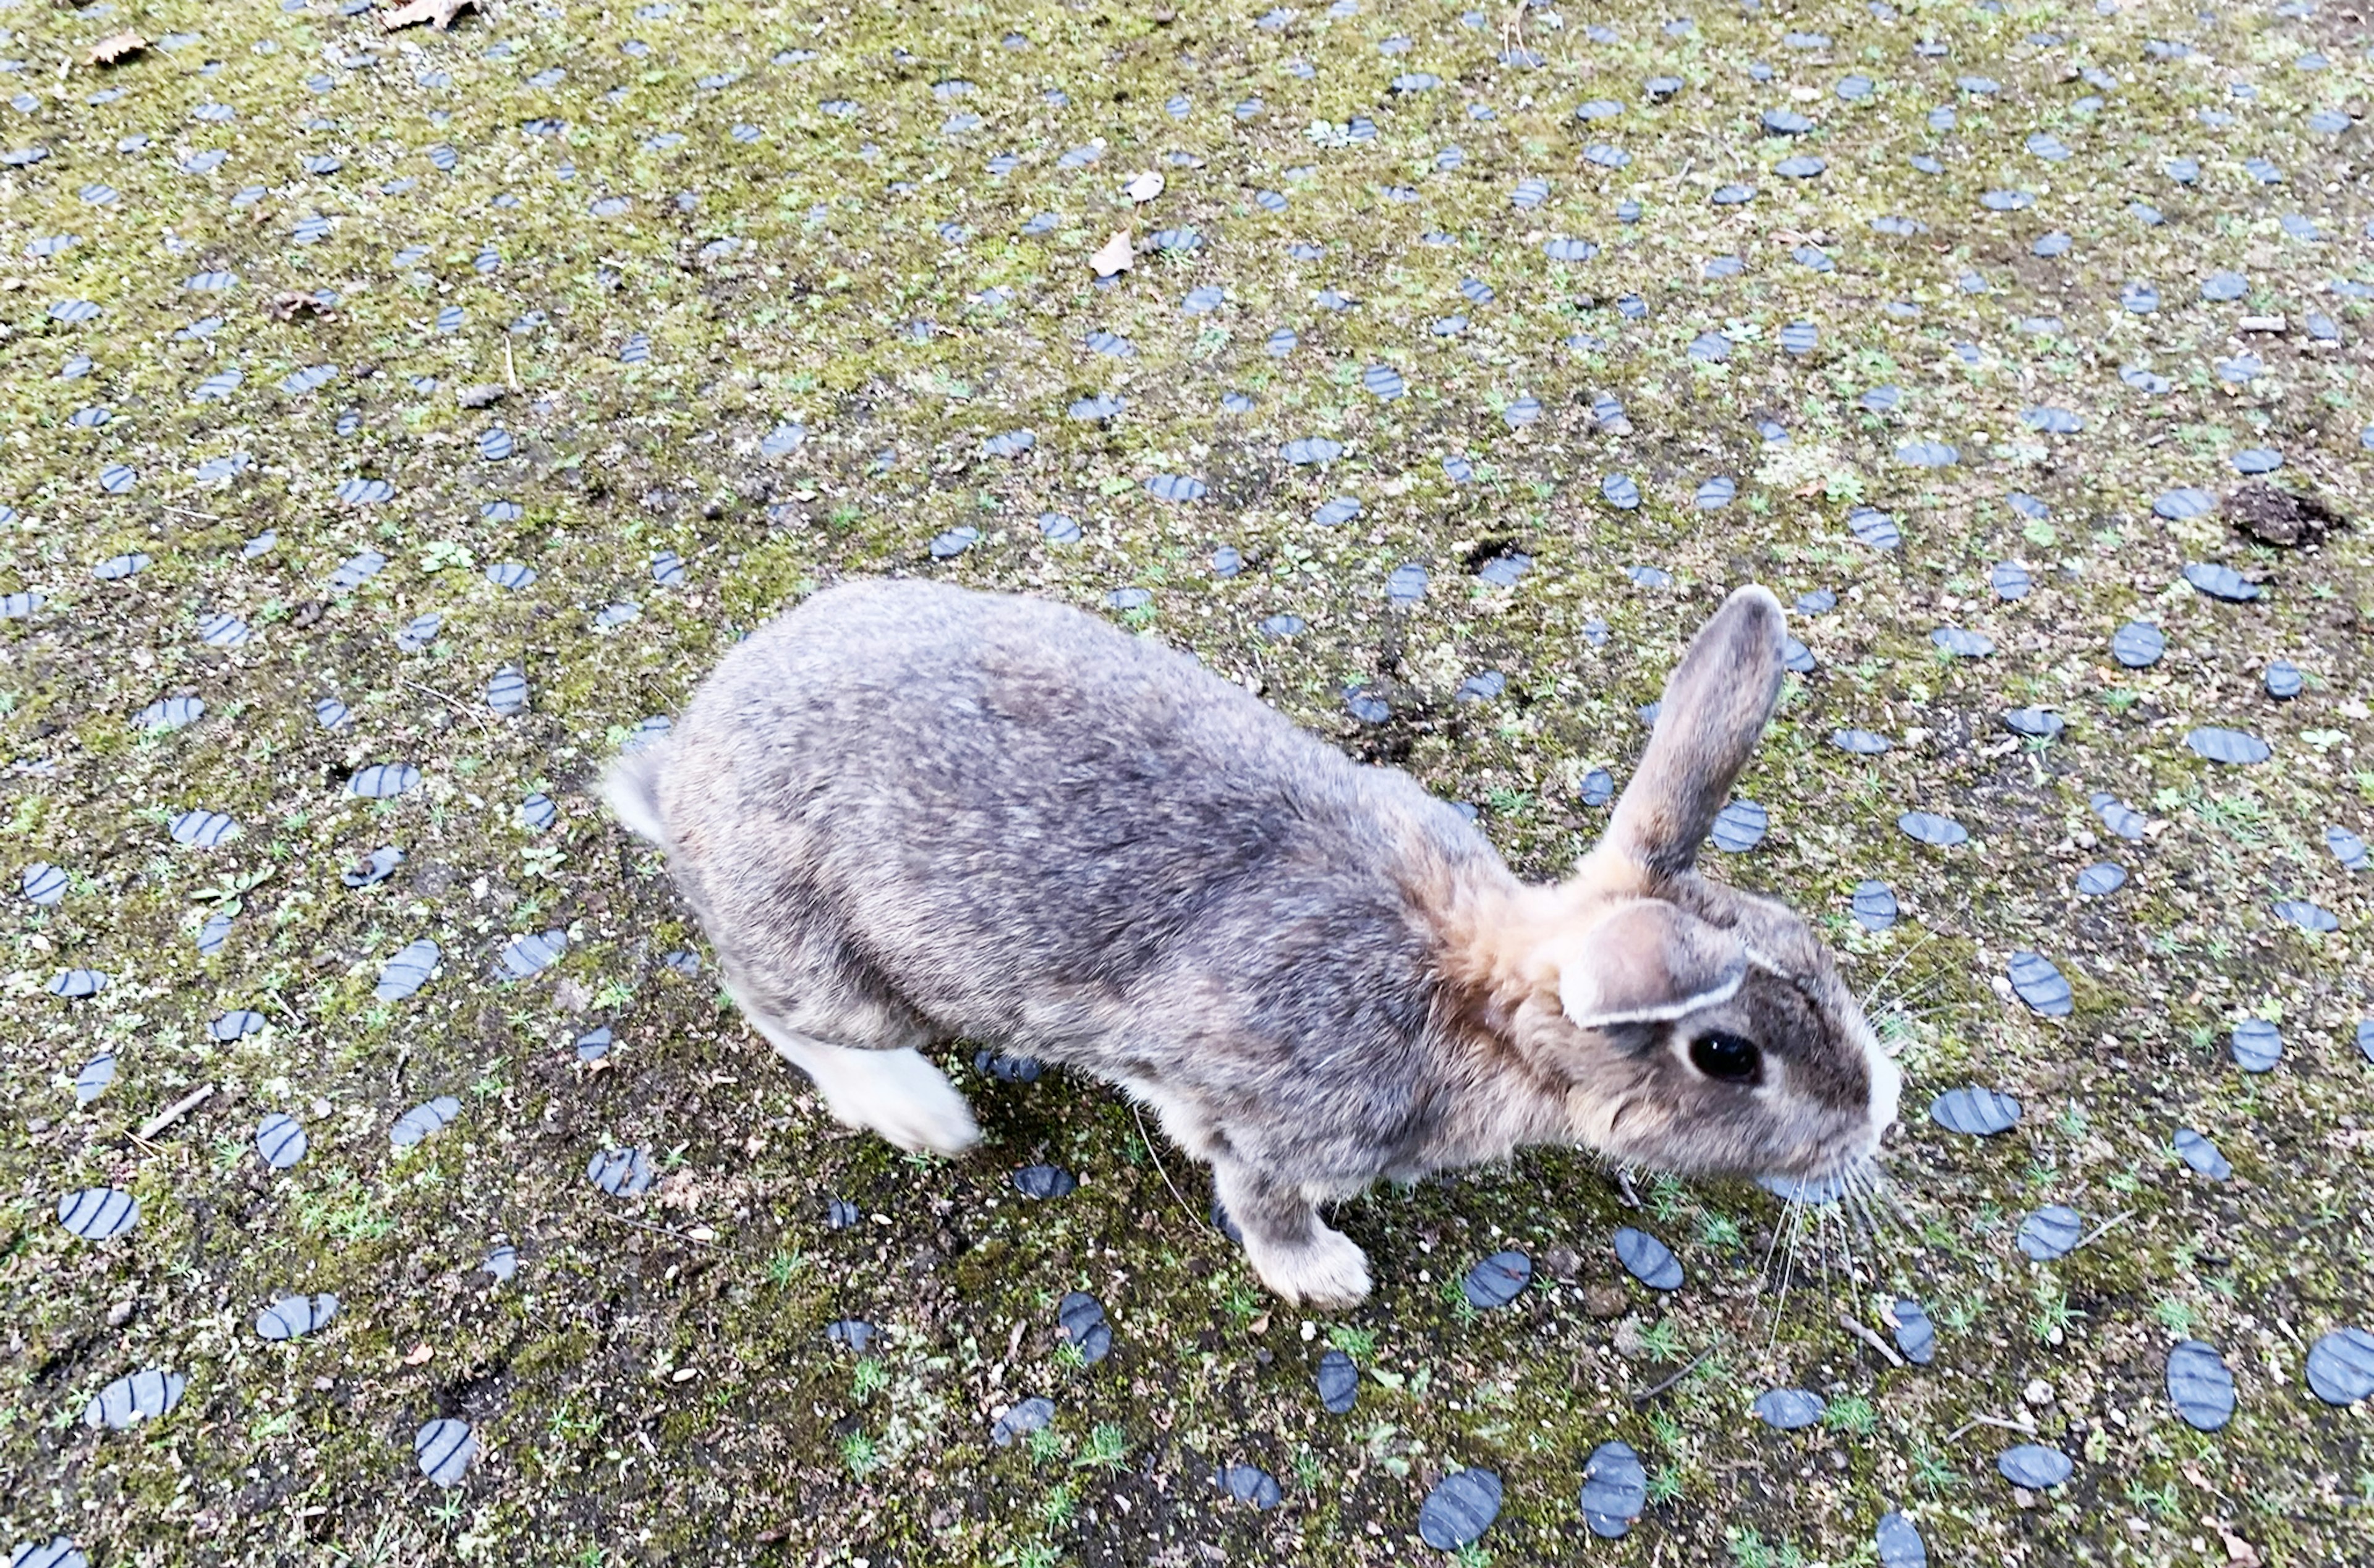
left=1688, top=1031, right=1762, bottom=1083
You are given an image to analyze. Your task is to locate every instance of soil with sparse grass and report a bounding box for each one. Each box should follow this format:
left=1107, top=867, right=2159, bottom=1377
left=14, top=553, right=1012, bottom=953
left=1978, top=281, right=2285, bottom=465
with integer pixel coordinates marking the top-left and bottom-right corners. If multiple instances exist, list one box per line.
left=3, top=0, right=2373, bottom=1564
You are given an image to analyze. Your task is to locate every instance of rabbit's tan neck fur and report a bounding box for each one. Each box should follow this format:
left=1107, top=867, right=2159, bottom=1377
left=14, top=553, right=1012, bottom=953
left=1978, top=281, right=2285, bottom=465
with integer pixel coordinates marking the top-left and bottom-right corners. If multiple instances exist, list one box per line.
left=1413, top=847, right=1654, bottom=1171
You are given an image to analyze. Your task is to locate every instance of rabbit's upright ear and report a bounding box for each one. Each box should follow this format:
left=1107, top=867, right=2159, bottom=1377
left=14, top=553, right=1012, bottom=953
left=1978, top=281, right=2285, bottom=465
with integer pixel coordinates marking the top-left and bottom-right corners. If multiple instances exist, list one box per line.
left=1603, top=585, right=1787, bottom=880
left=1548, top=900, right=1748, bottom=1030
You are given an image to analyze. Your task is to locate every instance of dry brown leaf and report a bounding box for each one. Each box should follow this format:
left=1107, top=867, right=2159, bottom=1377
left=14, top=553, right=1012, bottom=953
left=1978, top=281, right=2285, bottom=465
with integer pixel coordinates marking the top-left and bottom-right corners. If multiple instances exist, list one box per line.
left=1089, top=228, right=1133, bottom=278
left=655, top=1169, right=705, bottom=1213
left=381, top=0, right=480, bottom=33
left=401, top=1342, right=433, bottom=1366
left=87, top=30, right=147, bottom=67
left=2217, top=1528, right=2261, bottom=1568
left=268, top=291, right=333, bottom=323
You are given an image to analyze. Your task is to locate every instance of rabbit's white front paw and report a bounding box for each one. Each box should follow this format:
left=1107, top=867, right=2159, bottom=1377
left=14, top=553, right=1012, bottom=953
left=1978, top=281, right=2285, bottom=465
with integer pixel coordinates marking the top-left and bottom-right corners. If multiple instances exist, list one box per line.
left=1248, top=1223, right=1372, bottom=1309
left=819, top=1047, right=982, bottom=1156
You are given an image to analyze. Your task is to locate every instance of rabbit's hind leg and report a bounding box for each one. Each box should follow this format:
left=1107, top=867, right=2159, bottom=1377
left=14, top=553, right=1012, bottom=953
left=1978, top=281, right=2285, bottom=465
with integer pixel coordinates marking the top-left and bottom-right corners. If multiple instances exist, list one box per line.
left=1212, top=1158, right=1372, bottom=1308
left=726, top=980, right=981, bottom=1157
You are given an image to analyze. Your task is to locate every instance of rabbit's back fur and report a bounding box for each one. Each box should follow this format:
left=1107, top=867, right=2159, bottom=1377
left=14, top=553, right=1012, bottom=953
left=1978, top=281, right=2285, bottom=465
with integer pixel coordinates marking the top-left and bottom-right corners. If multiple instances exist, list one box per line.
left=623, top=578, right=1530, bottom=1187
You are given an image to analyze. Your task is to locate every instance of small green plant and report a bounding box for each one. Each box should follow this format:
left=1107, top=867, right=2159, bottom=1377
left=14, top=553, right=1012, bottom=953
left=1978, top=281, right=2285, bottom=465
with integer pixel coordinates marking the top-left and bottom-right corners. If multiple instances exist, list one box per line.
left=1645, top=1465, right=1683, bottom=1505
left=1073, top=1423, right=1130, bottom=1472
left=1026, top=1424, right=1065, bottom=1465
left=762, top=1250, right=802, bottom=1287
left=2125, top=1478, right=2181, bottom=1518
left=1638, top=1318, right=1684, bottom=1362
left=839, top=1430, right=880, bottom=1478
left=2153, top=1296, right=2197, bottom=1335
left=851, top=1358, right=889, bottom=1400
left=1696, top=1210, right=1743, bottom=1249
left=1325, top=1324, right=1377, bottom=1358
left=2029, top=1279, right=2082, bottom=1342
left=1725, top=1525, right=1774, bottom=1568
left=1823, top=1395, right=1877, bottom=1437
left=1910, top=1447, right=1958, bottom=1493
left=1039, top=1482, right=1078, bottom=1528
left=1451, top=1544, right=1492, bottom=1568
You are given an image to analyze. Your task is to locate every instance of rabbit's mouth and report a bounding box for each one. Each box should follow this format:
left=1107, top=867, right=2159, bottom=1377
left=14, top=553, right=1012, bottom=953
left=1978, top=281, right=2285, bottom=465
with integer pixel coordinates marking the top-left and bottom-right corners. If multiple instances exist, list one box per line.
left=1759, top=1151, right=1889, bottom=1207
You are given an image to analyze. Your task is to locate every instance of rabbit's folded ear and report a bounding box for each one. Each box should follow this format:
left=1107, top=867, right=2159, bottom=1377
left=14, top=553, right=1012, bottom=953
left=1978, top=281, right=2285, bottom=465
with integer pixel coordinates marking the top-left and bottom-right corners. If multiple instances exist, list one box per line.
left=1549, top=899, right=1748, bottom=1030
left=1603, top=585, right=1787, bottom=879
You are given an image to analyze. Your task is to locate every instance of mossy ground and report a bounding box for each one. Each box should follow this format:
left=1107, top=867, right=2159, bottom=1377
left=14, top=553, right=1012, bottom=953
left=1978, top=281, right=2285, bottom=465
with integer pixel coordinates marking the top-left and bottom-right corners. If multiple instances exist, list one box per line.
left=3, top=0, right=2373, bottom=1563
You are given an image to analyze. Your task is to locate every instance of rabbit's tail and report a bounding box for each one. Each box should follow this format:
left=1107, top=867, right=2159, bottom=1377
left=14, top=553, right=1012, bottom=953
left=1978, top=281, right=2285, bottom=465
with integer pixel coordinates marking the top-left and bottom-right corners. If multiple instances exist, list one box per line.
left=599, top=742, right=674, bottom=849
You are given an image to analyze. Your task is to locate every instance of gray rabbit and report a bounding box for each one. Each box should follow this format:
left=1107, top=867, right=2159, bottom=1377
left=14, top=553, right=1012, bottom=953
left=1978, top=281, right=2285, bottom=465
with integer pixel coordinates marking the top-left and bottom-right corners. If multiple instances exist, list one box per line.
left=603, top=578, right=1899, bottom=1307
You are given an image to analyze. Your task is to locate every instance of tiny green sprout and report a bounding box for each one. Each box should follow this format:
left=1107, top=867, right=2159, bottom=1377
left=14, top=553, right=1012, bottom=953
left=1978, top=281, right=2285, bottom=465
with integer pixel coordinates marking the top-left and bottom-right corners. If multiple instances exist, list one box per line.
left=1823, top=1395, right=1878, bottom=1437
left=1910, top=1447, right=1959, bottom=1493
left=1638, top=1318, right=1683, bottom=1363
left=1026, top=1424, right=1065, bottom=1465
left=838, top=1430, right=880, bottom=1478
left=1451, top=1545, right=1492, bottom=1568
left=762, top=1250, right=802, bottom=1286
left=1039, top=1482, right=1077, bottom=1528
left=1724, top=1525, right=1774, bottom=1568
left=1073, top=1422, right=1130, bottom=1472
left=2153, top=1296, right=2197, bottom=1336
left=2125, top=1479, right=2182, bottom=1518
left=1325, top=1324, right=1378, bottom=1358
left=1644, top=1466, right=1683, bottom=1506
left=851, top=1358, right=889, bottom=1399
left=1696, top=1210, right=1743, bottom=1249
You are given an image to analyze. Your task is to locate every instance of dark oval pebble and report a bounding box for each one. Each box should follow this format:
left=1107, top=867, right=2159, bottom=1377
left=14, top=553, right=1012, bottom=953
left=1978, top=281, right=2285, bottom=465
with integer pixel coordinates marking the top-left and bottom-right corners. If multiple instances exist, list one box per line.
left=1897, top=812, right=1968, bottom=847
left=1875, top=1511, right=1928, bottom=1567
left=1613, top=1226, right=1683, bottom=1290
left=2183, top=562, right=2259, bottom=602
left=58, top=1186, right=139, bottom=1240
left=1929, top=1087, right=2021, bottom=1136
left=2186, top=727, right=2271, bottom=765
left=2166, top=1340, right=2236, bottom=1431
left=1710, top=799, right=1767, bottom=853
left=2111, top=621, right=2165, bottom=668
left=1416, top=1467, right=1502, bottom=1550
left=1850, top=881, right=1897, bottom=932
left=587, top=1145, right=654, bottom=1197
left=991, top=1396, right=1056, bottom=1446
left=2305, top=1328, right=2374, bottom=1405
left=2173, top=1127, right=2231, bottom=1180
left=1217, top=1464, right=1282, bottom=1509
left=1891, top=1298, right=1936, bottom=1365
left=2015, top=1205, right=2082, bottom=1261
left=1753, top=1388, right=1826, bottom=1429
left=415, top=1418, right=477, bottom=1485
left=1461, top=1250, right=1532, bottom=1308
left=2231, top=1018, right=2282, bottom=1072
left=255, top=1114, right=307, bottom=1171
left=1578, top=1440, right=1645, bottom=1538
left=86, top=1368, right=186, bottom=1430
left=255, top=1291, right=339, bottom=1341
left=2075, top=863, right=2127, bottom=897
left=1316, top=1349, right=1359, bottom=1413
left=2007, top=952, right=2073, bottom=1016
left=1014, top=1164, right=1076, bottom=1199
left=1996, top=1443, right=2072, bottom=1490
